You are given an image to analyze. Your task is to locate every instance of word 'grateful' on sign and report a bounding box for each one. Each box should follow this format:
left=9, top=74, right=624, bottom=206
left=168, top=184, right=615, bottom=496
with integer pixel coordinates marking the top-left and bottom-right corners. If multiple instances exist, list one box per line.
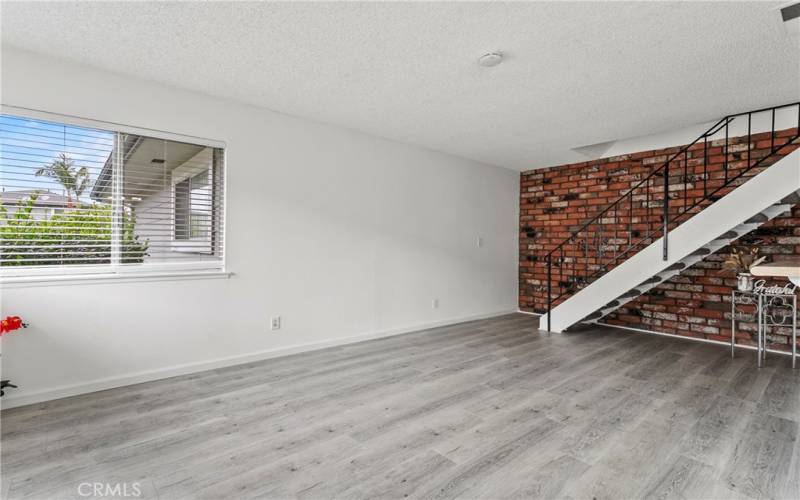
left=753, top=279, right=798, bottom=295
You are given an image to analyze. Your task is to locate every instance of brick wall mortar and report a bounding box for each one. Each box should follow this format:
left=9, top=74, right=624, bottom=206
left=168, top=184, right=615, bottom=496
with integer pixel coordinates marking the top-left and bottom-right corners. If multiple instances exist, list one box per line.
left=519, top=129, right=799, bottom=351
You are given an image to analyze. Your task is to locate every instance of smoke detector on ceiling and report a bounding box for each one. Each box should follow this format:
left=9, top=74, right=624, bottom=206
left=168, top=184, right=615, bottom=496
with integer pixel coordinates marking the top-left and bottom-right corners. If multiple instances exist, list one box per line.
left=478, top=52, right=503, bottom=67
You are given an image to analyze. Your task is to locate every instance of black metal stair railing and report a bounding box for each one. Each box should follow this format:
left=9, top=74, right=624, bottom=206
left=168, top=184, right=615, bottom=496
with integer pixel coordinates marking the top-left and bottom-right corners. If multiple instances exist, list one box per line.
left=544, top=102, right=800, bottom=332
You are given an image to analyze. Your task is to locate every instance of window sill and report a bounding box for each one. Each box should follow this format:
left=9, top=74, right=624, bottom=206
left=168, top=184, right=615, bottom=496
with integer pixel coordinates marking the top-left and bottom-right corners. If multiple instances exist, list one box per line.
left=0, top=270, right=232, bottom=288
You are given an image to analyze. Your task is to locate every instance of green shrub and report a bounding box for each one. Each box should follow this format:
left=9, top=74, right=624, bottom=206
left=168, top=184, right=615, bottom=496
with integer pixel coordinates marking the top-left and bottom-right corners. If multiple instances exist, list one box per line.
left=0, top=194, right=148, bottom=266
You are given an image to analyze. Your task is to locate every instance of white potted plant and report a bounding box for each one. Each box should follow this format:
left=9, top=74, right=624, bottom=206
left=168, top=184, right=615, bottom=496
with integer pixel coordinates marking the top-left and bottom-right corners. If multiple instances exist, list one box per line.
left=722, top=245, right=766, bottom=292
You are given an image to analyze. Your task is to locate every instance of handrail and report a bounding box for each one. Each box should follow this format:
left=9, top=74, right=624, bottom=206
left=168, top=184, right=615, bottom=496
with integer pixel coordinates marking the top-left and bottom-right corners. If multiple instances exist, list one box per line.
left=546, top=114, right=744, bottom=260
left=544, top=102, right=800, bottom=331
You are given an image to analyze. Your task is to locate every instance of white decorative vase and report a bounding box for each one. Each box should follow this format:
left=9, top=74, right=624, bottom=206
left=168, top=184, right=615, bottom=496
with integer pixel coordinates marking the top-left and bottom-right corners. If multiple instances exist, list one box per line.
left=737, top=272, right=754, bottom=292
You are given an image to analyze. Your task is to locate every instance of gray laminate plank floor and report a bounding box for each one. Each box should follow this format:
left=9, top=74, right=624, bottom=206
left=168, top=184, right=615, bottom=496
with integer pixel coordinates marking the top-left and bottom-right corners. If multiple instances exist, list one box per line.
left=2, top=314, right=799, bottom=500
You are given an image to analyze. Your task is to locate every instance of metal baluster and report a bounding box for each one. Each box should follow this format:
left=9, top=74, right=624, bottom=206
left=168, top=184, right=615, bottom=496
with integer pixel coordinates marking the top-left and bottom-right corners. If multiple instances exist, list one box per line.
left=598, top=223, right=603, bottom=265
left=747, top=112, right=751, bottom=171
left=771, top=108, right=775, bottom=153
left=683, top=150, right=688, bottom=213
left=703, top=135, right=708, bottom=197
left=572, top=237, right=576, bottom=291
left=547, top=254, right=551, bottom=332
left=613, top=205, right=617, bottom=263
left=796, top=103, right=800, bottom=141
left=724, top=118, right=729, bottom=184
left=662, top=162, right=669, bottom=261
left=645, top=178, right=650, bottom=240
left=584, top=233, right=589, bottom=260
left=560, top=247, right=564, bottom=297
left=628, top=192, right=632, bottom=249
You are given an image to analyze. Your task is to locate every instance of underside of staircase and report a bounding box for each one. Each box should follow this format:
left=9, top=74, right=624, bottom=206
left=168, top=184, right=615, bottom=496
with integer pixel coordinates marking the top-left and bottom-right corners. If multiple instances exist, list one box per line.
left=540, top=103, right=800, bottom=333
left=580, top=189, right=799, bottom=325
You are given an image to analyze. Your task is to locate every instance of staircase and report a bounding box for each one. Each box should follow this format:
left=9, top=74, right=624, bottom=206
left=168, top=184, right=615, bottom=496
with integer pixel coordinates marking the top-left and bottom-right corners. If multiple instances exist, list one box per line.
left=541, top=103, right=800, bottom=333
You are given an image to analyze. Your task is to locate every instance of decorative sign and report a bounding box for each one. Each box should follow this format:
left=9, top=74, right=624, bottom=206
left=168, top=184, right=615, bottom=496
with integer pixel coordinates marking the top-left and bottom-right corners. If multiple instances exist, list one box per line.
left=753, top=279, right=798, bottom=295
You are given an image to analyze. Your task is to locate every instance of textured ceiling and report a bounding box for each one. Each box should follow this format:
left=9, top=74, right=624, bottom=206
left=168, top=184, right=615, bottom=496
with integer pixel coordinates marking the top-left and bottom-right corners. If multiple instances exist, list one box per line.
left=1, top=1, right=798, bottom=171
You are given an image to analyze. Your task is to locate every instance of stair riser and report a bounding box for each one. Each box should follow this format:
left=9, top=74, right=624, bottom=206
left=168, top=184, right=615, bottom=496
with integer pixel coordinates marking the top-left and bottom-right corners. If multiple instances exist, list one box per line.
left=583, top=202, right=795, bottom=324
left=550, top=150, right=800, bottom=332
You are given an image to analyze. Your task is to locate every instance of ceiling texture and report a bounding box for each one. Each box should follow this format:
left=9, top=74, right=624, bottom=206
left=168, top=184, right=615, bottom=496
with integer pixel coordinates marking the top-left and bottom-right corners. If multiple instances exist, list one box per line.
left=1, top=1, right=798, bottom=171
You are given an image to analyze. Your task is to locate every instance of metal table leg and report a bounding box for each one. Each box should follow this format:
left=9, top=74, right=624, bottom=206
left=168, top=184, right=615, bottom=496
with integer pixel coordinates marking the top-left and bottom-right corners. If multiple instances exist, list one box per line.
left=757, top=294, right=763, bottom=368
left=731, top=292, right=736, bottom=358
left=762, top=294, right=768, bottom=363
left=793, top=295, right=797, bottom=369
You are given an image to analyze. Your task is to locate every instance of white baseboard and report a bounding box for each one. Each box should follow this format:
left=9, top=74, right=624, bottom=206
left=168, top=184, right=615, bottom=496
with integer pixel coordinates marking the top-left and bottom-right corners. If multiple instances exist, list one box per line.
left=1, top=308, right=518, bottom=410
left=595, top=321, right=795, bottom=357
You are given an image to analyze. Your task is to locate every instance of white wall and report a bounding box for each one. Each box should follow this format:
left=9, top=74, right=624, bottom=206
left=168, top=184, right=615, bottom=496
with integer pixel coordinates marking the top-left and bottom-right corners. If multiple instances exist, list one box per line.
left=0, top=47, right=519, bottom=408
left=584, top=105, right=799, bottom=161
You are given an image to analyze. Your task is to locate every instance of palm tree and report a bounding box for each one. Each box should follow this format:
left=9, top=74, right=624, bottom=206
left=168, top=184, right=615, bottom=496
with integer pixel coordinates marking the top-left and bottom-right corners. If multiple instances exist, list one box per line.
left=35, top=153, right=91, bottom=206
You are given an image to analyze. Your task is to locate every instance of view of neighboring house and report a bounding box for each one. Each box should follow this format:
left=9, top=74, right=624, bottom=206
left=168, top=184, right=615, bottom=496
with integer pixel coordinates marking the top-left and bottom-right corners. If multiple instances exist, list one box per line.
left=0, top=189, right=71, bottom=221
left=89, top=135, right=222, bottom=263
left=0, top=120, right=223, bottom=267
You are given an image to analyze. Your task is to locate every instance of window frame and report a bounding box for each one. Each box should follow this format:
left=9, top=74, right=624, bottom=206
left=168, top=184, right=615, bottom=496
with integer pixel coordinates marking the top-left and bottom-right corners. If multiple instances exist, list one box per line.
left=0, top=105, right=228, bottom=284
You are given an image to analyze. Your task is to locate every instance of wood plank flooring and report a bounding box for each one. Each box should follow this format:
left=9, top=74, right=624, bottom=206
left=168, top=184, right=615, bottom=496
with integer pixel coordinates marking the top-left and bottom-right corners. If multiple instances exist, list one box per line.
left=2, top=313, right=799, bottom=499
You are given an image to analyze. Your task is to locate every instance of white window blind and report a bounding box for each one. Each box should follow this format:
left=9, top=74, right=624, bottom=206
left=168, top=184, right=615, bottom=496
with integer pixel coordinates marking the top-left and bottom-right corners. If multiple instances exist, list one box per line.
left=0, top=113, right=225, bottom=278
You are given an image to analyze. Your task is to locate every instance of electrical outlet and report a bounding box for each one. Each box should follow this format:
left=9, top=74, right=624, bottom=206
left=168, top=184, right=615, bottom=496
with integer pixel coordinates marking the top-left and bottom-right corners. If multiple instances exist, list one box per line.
left=270, top=316, right=281, bottom=331
left=432, top=298, right=439, bottom=309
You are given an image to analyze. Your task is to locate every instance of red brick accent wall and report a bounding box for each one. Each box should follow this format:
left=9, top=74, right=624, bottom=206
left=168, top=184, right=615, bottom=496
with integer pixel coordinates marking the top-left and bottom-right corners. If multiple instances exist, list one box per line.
left=602, top=204, right=800, bottom=351
left=519, top=128, right=799, bottom=351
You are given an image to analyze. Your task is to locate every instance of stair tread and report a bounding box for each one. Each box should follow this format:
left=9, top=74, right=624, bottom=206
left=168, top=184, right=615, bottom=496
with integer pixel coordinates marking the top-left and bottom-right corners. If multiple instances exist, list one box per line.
left=745, top=214, right=769, bottom=223
left=544, top=127, right=797, bottom=333
left=780, top=192, right=800, bottom=204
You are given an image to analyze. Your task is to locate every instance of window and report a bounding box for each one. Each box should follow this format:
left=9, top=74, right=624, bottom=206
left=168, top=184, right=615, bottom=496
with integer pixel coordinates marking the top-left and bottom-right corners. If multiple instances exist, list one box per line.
left=173, top=163, right=213, bottom=252
left=175, top=171, right=210, bottom=240
left=0, top=111, right=225, bottom=279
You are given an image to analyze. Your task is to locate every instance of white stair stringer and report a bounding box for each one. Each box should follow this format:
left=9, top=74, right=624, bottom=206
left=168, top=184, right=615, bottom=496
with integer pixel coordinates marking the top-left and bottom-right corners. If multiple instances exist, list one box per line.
left=541, top=148, right=800, bottom=333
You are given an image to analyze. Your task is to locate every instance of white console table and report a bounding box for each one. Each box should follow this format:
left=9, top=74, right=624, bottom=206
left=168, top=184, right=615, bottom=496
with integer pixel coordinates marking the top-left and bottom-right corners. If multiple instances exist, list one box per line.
left=751, top=257, right=800, bottom=286
left=737, top=258, right=800, bottom=368
left=731, top=290, right=796, bottom=368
